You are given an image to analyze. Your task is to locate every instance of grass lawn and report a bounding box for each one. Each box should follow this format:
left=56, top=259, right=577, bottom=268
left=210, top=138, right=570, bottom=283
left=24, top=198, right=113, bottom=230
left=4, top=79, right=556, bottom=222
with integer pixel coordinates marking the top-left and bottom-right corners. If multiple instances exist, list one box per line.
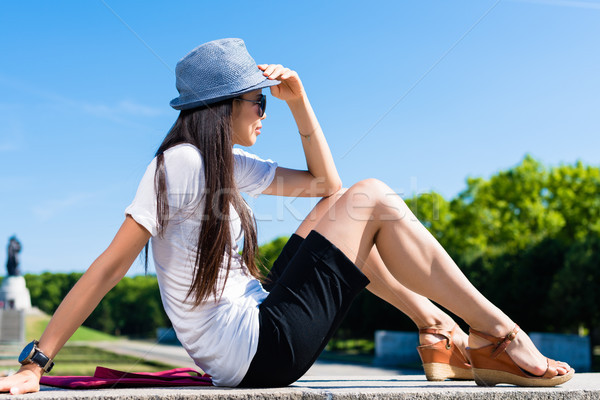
left=24, top=313, right=177, bottom=376
left=321, top=338, right=379, bottom=365
left=48, top=346, right=177, bottom=376
left=26, top=313, right=116, bottom=342
left=326, top=338, right=375, bottom=354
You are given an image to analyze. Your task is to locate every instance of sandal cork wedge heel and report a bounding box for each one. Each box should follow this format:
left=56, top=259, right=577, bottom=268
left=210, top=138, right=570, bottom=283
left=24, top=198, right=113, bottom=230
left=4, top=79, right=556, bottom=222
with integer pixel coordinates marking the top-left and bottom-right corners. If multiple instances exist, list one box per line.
left=416, top=325, right=472, bottom=381
left=467, top=324, right=575, bottom=387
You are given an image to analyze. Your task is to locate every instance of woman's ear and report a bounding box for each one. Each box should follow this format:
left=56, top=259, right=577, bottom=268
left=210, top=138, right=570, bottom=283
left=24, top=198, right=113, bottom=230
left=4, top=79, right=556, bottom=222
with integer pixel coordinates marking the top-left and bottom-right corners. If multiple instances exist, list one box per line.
left=231, top=99, right=240, bottom=120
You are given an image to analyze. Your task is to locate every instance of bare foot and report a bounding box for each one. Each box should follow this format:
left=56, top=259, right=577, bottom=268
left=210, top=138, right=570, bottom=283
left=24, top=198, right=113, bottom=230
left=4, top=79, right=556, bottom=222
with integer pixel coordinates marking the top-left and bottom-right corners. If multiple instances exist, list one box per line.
left=468, top=325, right=572, bottom=376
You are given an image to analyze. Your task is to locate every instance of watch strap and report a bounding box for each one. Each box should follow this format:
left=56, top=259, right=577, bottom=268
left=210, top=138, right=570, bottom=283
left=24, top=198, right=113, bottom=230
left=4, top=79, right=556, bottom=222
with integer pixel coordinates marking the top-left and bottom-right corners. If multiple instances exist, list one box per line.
left=30, top=347, right=54, bottom=373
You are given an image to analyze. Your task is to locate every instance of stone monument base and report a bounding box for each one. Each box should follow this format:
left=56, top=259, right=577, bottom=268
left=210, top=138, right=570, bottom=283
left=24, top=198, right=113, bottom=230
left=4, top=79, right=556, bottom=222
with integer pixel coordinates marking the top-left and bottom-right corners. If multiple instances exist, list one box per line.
left=0, top=308, right=25, bottom=342
left=0, top=276, right=32, bottom=310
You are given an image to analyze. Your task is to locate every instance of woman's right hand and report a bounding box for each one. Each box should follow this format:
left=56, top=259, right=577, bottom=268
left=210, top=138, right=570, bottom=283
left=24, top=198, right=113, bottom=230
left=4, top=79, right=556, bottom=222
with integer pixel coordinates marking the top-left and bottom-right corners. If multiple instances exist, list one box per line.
left=0, top=364, right=43, bottom=395
left=258, top=64, right=306, bottom=102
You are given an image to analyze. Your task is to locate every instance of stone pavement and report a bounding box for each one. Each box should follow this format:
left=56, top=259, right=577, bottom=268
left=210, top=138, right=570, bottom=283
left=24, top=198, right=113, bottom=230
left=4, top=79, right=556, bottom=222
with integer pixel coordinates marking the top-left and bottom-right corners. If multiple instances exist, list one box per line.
left=1, top=339, right=598, bottom=398
left=1, top=373, right=596, bottom=399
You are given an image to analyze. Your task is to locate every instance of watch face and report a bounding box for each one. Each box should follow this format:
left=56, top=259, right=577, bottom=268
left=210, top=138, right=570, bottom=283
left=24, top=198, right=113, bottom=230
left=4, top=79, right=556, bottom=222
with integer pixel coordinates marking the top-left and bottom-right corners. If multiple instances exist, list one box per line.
left=18, top=341, right=36, bottom=363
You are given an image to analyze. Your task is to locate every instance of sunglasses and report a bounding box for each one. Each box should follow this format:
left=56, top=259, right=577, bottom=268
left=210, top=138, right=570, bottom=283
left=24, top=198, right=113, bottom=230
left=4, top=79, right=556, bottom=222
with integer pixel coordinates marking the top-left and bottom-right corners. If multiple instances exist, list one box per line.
left=235, top=94, right=266, bottom=118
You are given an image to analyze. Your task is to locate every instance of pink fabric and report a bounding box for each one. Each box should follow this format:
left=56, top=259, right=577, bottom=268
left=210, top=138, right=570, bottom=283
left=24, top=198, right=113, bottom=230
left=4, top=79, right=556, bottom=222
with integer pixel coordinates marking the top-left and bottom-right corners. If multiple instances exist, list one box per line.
left=40, top=366, right=213, bottom=389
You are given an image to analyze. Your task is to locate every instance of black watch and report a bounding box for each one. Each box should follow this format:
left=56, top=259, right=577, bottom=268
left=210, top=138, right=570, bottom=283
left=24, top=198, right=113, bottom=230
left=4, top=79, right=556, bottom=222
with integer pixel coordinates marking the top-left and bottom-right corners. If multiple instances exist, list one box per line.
left=18, top=340, right=54, bottom=373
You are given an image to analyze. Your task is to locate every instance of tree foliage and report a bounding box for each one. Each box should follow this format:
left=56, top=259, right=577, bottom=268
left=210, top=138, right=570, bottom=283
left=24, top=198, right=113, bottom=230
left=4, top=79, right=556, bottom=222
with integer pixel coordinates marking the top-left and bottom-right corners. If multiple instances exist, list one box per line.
left=547, top=235, right=600, bottom=331
left=445, top=155, right=566, bottom=262
left=406, top=155, right=600, bottom=337
left=25, top=273, right=169, bottom=338
left=256, top=235, right=290, bottom=275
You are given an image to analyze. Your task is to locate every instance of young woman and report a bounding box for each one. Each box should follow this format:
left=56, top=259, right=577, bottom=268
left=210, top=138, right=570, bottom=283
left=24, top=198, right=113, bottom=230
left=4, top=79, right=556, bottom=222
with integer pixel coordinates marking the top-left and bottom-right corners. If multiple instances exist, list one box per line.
left=0, top=38, right=573, bottom=394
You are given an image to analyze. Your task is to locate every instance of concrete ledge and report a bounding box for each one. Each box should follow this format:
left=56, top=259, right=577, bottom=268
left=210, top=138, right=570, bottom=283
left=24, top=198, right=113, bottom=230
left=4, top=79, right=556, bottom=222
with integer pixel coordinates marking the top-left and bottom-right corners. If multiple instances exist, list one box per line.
left=7, top=373, right=598, bottom=399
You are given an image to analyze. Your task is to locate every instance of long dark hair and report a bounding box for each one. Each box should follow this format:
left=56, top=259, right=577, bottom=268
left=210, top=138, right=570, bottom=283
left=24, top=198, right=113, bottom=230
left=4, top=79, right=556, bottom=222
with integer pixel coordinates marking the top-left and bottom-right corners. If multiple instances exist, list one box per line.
left=143, top=99, right=261, bottom=306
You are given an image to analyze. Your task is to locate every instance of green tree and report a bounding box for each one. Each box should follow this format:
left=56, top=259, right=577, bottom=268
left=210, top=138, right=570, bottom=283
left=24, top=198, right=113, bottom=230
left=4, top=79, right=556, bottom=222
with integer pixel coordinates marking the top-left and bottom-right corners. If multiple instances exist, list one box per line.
left=109, top=276, right=168, bottom=337
left=25, top=272, right=83, bottom=314
left=26, top=272, right=169, bottom=338
left=546, top=161, right=600, bottom=242
left=546, top=235, right=600, bottom=335
left=256, top=235, right=289, bottom=274
left=444, top=155, right=600, bottom=336
left=447, top=155, right=565, bottom=264
left=405, top=191, right=453, bottom=245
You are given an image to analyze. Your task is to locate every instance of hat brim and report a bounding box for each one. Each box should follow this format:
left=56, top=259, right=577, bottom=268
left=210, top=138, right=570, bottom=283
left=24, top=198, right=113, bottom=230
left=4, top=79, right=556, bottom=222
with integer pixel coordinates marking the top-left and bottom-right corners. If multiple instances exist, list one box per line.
left=170, top=77, right=281, bottom=111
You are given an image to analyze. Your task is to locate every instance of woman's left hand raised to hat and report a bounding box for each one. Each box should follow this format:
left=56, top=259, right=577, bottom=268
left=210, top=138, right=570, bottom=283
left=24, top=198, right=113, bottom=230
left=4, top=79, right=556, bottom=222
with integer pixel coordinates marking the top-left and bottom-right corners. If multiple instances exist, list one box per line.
left=258, top=64, right=305, bottom=102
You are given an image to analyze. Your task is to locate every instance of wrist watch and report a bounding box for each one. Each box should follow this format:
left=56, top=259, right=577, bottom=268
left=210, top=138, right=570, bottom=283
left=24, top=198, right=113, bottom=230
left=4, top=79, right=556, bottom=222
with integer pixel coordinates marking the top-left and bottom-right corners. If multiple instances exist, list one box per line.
left=18, top=340, right=55, bottom=373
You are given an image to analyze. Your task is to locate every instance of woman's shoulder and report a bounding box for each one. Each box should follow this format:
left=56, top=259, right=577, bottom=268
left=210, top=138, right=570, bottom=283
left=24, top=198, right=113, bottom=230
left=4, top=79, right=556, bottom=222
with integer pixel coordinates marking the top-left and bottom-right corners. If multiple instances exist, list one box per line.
left=232, top=147, right=251, bottom=159
left=163, top=143, right=203, bottom=169
left=232, top=147, right=275, bottom=165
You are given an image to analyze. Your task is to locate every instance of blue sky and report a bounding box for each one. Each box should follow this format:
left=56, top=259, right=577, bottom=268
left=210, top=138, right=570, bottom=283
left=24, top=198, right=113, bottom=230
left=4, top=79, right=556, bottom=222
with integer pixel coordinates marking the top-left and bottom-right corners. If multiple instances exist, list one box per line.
left=1, top=0, right=599, bottom=275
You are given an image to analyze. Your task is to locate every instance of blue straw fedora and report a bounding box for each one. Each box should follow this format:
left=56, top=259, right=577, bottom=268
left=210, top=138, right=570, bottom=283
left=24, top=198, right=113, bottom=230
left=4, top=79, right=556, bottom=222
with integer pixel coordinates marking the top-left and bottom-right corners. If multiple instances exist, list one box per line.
left=170, top=38, right=280, bottom=110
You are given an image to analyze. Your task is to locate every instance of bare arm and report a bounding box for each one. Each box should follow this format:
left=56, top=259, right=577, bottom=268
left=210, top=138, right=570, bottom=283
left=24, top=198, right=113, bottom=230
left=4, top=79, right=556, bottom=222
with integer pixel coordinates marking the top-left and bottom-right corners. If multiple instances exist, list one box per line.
left=0, top=216, right=151, bottom=395
left=259, top=64, right=342, bottom=197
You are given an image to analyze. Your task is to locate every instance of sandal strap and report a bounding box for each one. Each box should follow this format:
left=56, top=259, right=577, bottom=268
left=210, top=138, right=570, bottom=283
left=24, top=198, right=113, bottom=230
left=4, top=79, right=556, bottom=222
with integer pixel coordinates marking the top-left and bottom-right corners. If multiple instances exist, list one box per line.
left=469, top=324, right=520, bottom=358
left=418, top=325, right=457, bottom=347
left=418, top=328, right=451, bottom=339
left=542, top=358, right=559, bottom=379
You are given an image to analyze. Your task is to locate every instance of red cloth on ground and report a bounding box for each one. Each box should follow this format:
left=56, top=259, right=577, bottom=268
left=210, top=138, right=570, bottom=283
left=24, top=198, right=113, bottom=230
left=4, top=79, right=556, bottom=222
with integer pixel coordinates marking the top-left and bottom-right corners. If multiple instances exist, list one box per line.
left=40, top=366, right=213, bottom=389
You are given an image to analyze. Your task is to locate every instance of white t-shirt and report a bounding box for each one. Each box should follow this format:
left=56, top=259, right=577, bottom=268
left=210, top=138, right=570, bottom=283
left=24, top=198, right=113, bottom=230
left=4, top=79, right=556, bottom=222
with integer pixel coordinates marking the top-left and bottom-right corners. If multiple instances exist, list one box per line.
left=124, top=143, right=278, bottom=387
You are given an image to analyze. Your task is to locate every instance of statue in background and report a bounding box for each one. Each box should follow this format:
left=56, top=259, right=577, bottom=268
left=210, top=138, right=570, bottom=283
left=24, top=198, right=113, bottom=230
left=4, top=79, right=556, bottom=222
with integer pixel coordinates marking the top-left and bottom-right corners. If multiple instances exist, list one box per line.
left=6, top=236, right=21, bottom=276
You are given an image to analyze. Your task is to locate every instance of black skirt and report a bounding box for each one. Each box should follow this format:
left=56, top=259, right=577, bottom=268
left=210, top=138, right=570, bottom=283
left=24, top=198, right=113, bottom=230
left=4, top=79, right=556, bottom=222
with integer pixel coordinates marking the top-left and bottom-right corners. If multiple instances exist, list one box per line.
left=238, top=229, right=370, bottom=388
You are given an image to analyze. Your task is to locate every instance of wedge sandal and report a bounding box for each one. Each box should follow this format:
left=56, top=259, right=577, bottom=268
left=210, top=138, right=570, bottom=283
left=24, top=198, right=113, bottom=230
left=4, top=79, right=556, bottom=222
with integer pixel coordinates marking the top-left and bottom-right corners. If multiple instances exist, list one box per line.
left=416, top=325, right=473, bottom=381
left=467, top=324, right=575, bottom=387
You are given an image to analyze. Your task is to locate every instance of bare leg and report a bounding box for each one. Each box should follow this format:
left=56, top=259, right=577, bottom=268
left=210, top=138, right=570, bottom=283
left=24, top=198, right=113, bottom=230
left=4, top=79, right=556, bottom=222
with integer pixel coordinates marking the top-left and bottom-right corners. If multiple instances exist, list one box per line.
left=294, top=188, right=467, bottom=350
left=310, top=179, right=570, bottom=376
left=361, top=244, right=468, bottom=349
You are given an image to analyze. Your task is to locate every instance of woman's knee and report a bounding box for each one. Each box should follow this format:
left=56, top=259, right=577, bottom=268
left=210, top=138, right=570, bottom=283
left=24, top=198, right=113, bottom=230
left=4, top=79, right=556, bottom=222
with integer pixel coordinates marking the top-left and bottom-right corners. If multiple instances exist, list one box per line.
left=346, top=178, right=393, bottom=204
left=341, top=178, right=407, bottom=220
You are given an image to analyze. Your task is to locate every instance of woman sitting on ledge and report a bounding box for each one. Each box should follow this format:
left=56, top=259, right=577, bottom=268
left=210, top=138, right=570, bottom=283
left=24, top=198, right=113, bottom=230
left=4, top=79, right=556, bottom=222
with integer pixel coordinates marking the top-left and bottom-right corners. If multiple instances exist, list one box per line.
left=0, top=38, right=573, bottom=394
